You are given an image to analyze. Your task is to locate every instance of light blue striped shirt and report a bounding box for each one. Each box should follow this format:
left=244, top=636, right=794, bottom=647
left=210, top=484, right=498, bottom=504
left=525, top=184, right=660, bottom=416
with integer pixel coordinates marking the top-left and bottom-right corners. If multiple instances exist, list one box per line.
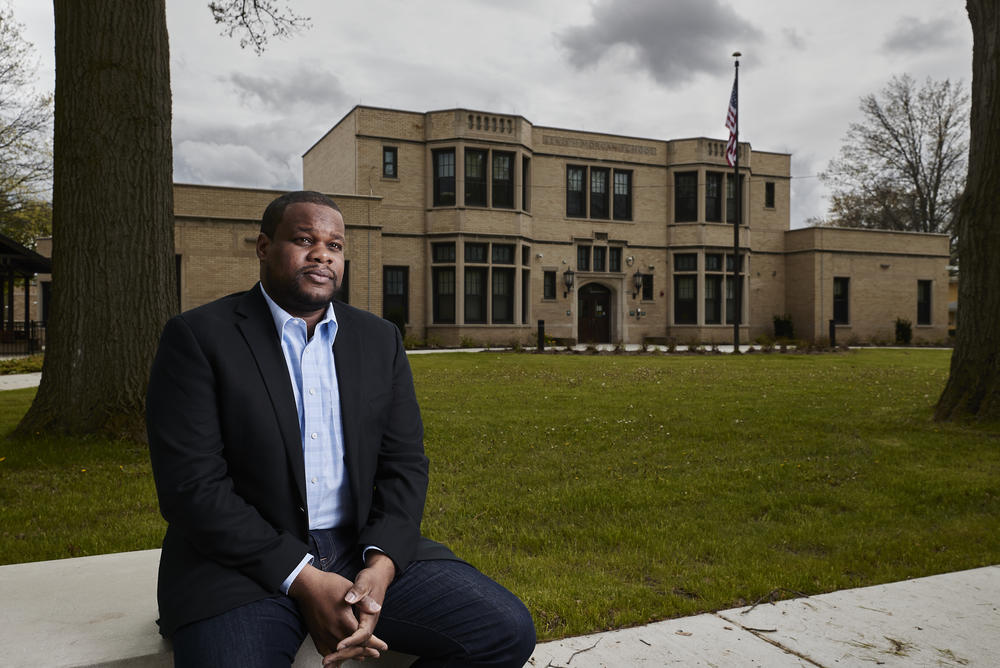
left=261, top=285, right=352, bottom=531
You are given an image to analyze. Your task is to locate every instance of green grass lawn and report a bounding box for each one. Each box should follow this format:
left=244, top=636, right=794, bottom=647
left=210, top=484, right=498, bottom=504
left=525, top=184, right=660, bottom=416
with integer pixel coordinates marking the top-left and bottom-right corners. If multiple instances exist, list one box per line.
left=1, top=349, right=998, bottom=640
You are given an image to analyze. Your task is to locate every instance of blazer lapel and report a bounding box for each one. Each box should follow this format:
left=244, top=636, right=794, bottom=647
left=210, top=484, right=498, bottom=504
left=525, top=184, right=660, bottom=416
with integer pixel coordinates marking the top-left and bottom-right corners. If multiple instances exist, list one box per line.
left=235, top=285, right=307, bottom=508
left=332, top=301, right=364, bottom=503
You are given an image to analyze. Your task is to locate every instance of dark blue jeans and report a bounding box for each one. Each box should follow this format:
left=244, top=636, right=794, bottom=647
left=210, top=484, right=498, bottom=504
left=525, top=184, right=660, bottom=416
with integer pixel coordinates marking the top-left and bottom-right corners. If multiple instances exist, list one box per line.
left=171, top=529, right=535, bottom=667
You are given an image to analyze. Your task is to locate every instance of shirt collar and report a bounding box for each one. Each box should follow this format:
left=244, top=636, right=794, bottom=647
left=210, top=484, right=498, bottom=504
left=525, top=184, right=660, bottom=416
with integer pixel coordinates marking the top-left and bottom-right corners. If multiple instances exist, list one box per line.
left=259, top=282, right=338, bottom=341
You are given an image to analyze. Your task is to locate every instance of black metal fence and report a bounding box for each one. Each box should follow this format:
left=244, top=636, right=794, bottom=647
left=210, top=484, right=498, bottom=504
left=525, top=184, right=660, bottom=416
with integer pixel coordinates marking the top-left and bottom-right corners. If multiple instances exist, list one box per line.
left=0, top=321, right=46, bottom=356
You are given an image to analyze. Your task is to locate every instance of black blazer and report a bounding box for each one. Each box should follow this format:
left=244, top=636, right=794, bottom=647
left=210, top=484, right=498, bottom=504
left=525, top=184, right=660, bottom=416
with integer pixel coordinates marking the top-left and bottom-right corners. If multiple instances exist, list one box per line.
left=146, top=284, right=454, bottom=637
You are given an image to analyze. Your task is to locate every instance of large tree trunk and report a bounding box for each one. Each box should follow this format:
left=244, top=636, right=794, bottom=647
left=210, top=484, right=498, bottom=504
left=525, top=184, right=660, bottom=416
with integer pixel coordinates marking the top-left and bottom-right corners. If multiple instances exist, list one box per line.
left=17, top=1, right=176, bottom=439
left=935, top=0, right=1000, bottom=421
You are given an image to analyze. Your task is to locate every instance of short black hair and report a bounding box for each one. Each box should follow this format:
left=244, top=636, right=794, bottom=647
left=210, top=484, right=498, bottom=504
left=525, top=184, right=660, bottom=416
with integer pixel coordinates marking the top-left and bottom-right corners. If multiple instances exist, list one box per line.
left=260, top=191, right=341, bottom=238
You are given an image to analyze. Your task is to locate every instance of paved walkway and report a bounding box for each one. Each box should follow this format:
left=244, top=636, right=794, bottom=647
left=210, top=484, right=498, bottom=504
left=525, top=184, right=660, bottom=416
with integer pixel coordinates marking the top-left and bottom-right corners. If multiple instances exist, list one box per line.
left=529, top=566, right=999, bottom=667
left=0, top=372, right=40, bottom=391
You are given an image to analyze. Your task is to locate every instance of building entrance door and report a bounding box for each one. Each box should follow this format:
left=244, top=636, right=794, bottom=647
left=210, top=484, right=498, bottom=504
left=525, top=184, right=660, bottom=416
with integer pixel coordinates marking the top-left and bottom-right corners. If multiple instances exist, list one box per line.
left=578, top=283, right=611, bottom=343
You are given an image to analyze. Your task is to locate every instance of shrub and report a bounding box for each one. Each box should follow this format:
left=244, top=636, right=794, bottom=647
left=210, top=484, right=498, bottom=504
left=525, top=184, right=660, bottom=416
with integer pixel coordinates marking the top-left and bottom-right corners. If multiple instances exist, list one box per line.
left=773, top=313, right=794, bottom=340
left=895, top=318, right=913, bottom=345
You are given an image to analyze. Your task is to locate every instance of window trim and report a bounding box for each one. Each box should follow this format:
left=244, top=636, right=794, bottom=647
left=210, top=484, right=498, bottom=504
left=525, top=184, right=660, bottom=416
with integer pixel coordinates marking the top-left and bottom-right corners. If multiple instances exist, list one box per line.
left=382, top=146, right=398, bottom=179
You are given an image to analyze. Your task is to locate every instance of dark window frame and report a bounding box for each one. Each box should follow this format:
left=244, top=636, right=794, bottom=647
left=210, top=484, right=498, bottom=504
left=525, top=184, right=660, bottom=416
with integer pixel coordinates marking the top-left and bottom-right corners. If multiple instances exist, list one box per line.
left=382, top=265, right=409, bottom=324
left=609, top=247, right=622, bottom=273
left=833, top=277, right=850, bottom=325
left=465, top=242, right=488, bottom=264
left=464, top=148, right=488, bottom=207
left=543, top=270, right=556, bottom=300
left=674, top=275, right=697, bottom=324
left=577, top=245, right=591, bottom=272
left=613, top=170, right=632, bottom=220
left=917, top=279, right=932, bottom=325
left=491, top=267, right=515, bottom=324
left=492, top=151, right=515, bottom=208
left=590, top=167, right=609, bottom=219
left=641, top=273, right=653, bottom=301
left=382, top=146, right=398, bottom=178
left=765, top=181, right=776, bottom=209
left=432, top=242, right=456, bottom=263
left=433, top=149, right=456, bottom=207
left=464, top=266, right=488, bottom=324
left=674, top=171, right=698, bottom=222
left=705, top=172, right=723, bottom=222
left=567, top=165, right=586, bottom=217
left=432, top=266, right=455, bottom=324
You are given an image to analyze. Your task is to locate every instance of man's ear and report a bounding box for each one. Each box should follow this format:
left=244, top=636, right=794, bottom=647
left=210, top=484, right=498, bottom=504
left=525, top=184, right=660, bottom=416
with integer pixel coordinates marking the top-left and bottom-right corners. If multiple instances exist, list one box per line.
left=255, top=233, right=270, bottom=260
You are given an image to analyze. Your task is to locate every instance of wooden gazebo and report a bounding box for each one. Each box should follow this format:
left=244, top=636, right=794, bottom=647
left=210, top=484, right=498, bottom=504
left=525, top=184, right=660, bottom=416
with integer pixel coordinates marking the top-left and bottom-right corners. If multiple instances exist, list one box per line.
left=0, top=231, right=51, bottom=353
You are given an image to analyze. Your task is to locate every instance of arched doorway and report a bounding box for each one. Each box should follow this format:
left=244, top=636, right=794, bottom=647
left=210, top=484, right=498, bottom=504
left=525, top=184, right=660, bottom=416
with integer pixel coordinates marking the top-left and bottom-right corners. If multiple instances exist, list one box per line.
left=578, top=283, right=612, bottom=343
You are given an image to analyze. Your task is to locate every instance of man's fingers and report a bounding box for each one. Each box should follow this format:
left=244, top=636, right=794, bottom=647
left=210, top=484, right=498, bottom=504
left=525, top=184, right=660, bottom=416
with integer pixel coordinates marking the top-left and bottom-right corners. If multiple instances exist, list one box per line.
left=322, top=645, right=382, bottom=666
left=336, top=626, right=388, bottom=652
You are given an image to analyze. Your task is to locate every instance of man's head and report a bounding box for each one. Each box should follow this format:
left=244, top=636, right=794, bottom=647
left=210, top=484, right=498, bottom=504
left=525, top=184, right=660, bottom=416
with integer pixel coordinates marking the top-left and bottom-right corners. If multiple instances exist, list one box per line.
left=256, top=191, right=346, bottom=324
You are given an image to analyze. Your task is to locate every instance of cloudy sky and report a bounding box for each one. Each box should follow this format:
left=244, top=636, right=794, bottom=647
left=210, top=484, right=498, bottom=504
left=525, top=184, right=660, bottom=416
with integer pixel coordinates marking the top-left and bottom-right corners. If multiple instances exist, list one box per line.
left=10, top=0, right=973, bottom=227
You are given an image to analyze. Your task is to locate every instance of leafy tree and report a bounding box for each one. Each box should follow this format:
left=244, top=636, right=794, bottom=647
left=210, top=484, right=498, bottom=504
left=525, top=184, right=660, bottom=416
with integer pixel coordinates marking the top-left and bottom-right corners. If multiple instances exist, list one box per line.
left=0, top=197, right=50, bottom=248
left=0, top=2, right=52, bottom=240
left=935, top=0, right=1000, bottom=421
left=17, top=0, right=304, bottom=439
left=821, top=75, right=969, bottom=254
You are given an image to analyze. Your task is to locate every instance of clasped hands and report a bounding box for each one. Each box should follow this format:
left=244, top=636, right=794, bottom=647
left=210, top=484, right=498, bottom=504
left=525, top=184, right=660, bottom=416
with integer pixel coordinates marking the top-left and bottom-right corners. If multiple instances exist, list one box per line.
left=288, top=553, right=396, bottom=666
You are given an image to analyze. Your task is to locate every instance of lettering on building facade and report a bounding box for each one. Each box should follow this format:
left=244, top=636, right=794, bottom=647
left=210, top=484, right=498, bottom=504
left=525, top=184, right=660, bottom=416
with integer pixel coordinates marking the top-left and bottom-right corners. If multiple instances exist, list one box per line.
left=542, top=134, right=657, bottom=156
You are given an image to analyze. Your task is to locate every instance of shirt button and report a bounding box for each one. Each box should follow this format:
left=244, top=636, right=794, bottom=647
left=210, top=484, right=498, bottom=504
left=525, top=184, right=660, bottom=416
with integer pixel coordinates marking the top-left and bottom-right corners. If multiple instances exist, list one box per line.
left=309, top=388, right=316, bottom=396
left=311, top=432, right=318, bottom=439
left=311, top=477, right=318, bottom=484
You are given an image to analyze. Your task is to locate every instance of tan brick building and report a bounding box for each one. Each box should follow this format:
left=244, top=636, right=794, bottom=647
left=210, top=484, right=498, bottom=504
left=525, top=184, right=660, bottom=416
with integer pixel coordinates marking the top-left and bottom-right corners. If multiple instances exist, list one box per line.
left=28, top=105, right=953, bottom=347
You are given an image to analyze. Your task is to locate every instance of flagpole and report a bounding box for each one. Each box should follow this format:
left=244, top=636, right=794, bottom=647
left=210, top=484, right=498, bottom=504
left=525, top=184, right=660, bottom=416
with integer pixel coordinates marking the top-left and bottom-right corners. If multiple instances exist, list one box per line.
left=731, top=52, right=741, bottom=353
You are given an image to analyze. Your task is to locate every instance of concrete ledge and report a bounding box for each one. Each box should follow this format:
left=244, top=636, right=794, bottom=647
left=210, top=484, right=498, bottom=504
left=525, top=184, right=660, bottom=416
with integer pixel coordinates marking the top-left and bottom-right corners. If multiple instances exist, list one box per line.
left=0, top=549, right=414, bottom=667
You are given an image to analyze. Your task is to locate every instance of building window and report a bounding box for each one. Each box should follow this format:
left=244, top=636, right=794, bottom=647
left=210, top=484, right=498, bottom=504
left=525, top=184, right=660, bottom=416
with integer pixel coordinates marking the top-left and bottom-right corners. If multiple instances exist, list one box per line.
left=383, top=266, right=408, bottom=325
left=382, top=147, right=398, bottom=178
left=833, top=277, right=849, bottom=325
left=705, top=253, right=722, bottom=272
left=432, top=267, right=455, bottom=323
left=465, top=267, right=488, bottom=324
left=613, top=170, right=632, bottom=220
left=765, top=181, right=776, bottom=209
left=609, top=247, right=622, bottom=273
left=521, top=245, right=530, bottom=266
left=492, top=151, right=514, bottom=208
left=674, top=253, right=697, bottom=272
left=465, top=149, right=487, bottom=207
left=674, top=276, right=697, bottom=324
left=592, top=246, right=606, bottom=272
left=522, top=269, right=530, bottom=324
left=705, top=172, right=723, bottom=222
left=492, top=268, right=514, bottom=323
left=705, top=275, right=722, bottom=324
left=334, top=260, right=350, bottom=304
left=917, top=280, right=932, bottom=325
left=492, top=244, right=515, bottom=265
left=432, top=242, right=455, bottom=263
left=674, top=171, right=698, bottom=222
left=465, top=242, right=488, bottom=264
left=433, top=149, right=455, bottom=206
left=577, top=245, right=591, bottom=271
left=725, top=276, right=743, bottom=324
left=641, top=274, right=653, bottom=301
left=726, top=174, right=745, bottom=224
left=522, top=156, right=531, bottom=212
left=543, top=270, right=556, bottom=300
left=590, top=168, right=609, bottom=219
left=567, top=166, right=586, bottom=217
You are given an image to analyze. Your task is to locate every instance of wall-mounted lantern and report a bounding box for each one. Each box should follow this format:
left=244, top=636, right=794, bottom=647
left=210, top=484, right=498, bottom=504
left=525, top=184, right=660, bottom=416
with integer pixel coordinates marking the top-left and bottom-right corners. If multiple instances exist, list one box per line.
left=632, top=269, right=643, bottom=299
left=563, top=268, right=575, bottom=298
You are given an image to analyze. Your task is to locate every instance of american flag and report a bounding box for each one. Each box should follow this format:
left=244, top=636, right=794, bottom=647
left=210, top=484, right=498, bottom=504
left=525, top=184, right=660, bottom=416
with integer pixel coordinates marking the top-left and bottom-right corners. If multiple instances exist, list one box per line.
left=725, top=75, right=738, bottom=166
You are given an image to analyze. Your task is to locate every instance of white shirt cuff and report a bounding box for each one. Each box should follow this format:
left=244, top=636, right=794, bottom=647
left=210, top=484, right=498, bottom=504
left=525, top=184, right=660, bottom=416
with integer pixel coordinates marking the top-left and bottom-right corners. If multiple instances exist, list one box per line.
left=281, top=553, right=315, bottom=594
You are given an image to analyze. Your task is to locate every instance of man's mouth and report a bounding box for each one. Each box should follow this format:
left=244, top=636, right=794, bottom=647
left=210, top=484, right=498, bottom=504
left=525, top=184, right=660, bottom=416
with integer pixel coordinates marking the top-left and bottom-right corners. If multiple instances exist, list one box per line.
left=301, top=268, right=335, bottom=284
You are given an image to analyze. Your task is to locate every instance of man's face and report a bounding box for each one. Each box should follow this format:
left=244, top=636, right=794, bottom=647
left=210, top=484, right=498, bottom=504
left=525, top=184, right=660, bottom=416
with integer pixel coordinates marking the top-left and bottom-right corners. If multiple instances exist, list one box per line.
left=256, top=202, right=346, bottom=320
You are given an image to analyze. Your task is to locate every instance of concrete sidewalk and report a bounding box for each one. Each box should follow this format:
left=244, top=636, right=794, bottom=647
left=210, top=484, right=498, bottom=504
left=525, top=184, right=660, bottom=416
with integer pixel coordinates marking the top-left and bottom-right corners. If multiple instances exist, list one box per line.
left=529, top=565, right=1000, bottom=667
left=0, top=371, right=40, bottom=391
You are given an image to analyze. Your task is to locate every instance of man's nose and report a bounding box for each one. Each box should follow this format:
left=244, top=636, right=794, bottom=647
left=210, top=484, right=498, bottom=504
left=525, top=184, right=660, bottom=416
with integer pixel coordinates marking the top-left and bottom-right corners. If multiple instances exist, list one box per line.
left=308, top=245, right=333, bottom=263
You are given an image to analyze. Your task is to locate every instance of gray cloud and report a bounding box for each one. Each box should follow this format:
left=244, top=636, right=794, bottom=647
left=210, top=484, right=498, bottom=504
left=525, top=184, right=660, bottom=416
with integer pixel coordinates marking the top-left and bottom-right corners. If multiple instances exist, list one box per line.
left=225, top=67, right=349, bottom=112
left=782, top=27, right=805, bottom=51
left=558, top=0, right=762, bottom=86
left=882, top=16, right=958, bottom=54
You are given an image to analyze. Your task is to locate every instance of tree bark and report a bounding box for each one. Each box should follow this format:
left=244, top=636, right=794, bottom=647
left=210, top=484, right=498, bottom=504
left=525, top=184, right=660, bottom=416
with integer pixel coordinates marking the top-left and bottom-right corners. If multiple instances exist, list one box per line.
left=935, top=0, right=1000, bottom=421
left=17, top=0, right=176, bottom=439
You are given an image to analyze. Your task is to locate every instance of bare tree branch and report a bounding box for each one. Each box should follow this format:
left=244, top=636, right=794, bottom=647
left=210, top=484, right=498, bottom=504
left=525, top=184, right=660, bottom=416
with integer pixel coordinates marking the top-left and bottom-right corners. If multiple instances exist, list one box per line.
left=208, top=0, right=310, bottom=55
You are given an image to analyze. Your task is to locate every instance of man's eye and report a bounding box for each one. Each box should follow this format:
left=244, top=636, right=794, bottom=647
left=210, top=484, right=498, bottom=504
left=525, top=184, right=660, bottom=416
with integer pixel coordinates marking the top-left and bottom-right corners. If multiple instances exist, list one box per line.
left=296, top=238, right=312, bottom=245
left=329, top=242, right=343, bottom=251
